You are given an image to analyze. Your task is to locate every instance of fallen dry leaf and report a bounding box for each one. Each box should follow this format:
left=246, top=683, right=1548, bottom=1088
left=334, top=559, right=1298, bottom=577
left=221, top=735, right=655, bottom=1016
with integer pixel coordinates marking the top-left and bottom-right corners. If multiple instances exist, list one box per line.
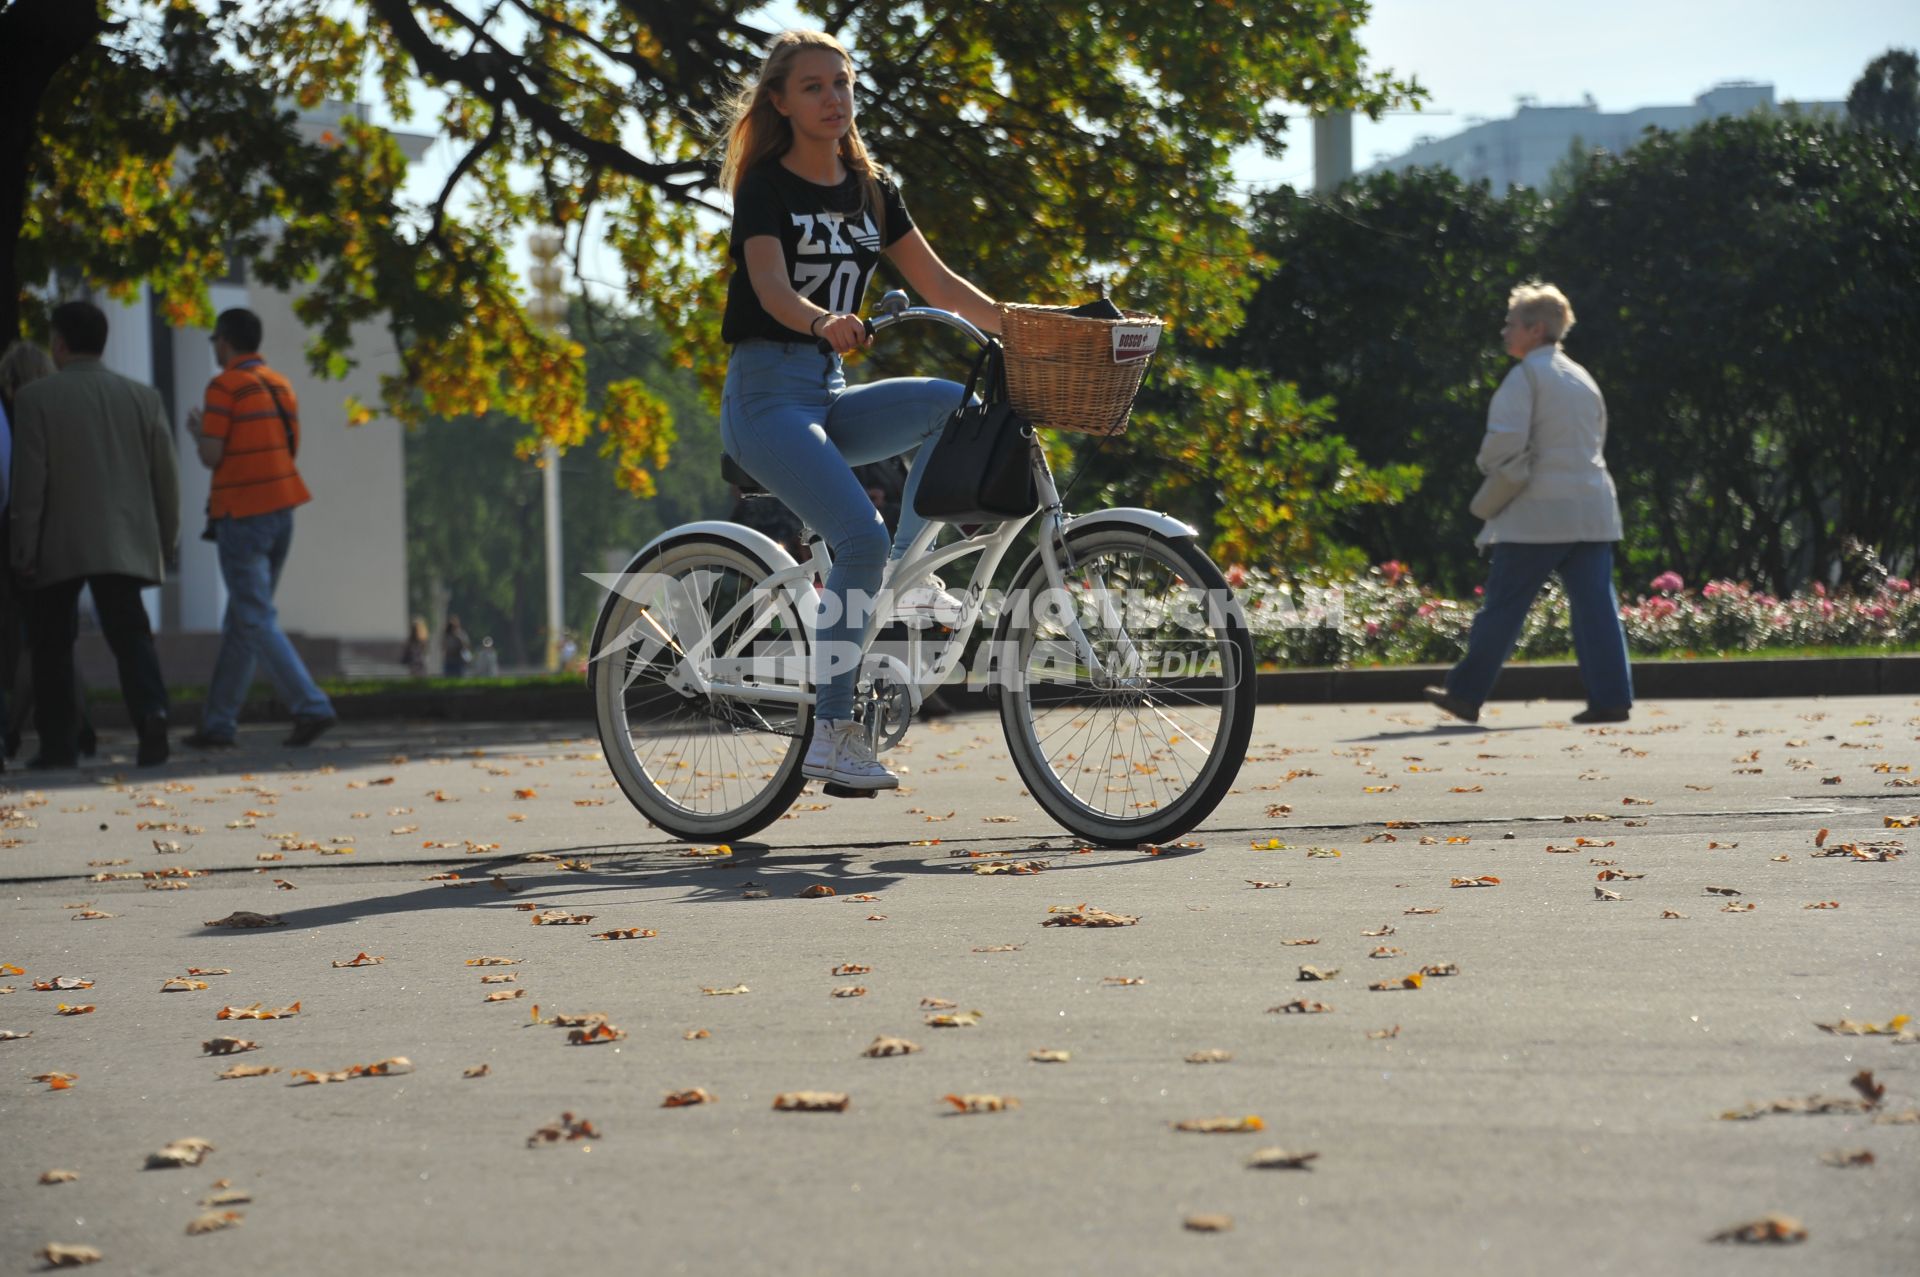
left=944, top=1093, right=1018, bottom=1113
left=701, top=984, right=750, bottom=997
left=55, top=1004, right=94, bottom=1016
left=831, top=986, right=868, bottom=998
left=1104, top=976, right=1147, bottom=987
left=0, top=1029, right=33, bottom=1040
left=1722, top=901, right=1757, bottom=913
left=1248, top=1147, right=1320, bottom=1170
left=1852, top=1069, right=1886, bottom=1107
left=145, top=1137, right=215, bottom=1169
left=925, top=1011, right=982, bottom=1028
left=526, top=1112, right=600, bottom=1146
left=683, top=1029, right=711, bottom=1040
left=202, top=1037, right=259, bottom=1055
left=1594, top=887, right=1622, bottom=901
left=1450, top=875, right=1500, bottom=888
left=1403, top=906, right=1442, bottom=916
left=1370, top=973, right=1424, bottom=991
left=1246, top=880, right=1288, bottom=889
left=185, top=1211, right=243, bottom=1236
left=161, top=978, right=209, bottom=993
left=1366, top=1026, right=1402, bottom=1040
left=34, top=976, right=93, bottom=991
left=465, top=956, right=519, bottom=967
left=484, top=989, right=527, bottom=1002
left=1280, top=938, right=1320, bottom=946
left=215, top=1065, right=277, bottom=1080
left=567, top=1023, right=628, bottom=1045
left=39, top=1169, right=78, bottom=1184
left=1369, top=946, right=1405, bottom=959
left=204, top=911, right=283, bottom=929
left=863, top=1036, right=921, bottom=1057
left=971, top=944, right=1022, bottom=953
left=1819, top=1148, right=1874, bottom=1168
left=662, top=1088, right=715, bottom=1107
left=1704, top=886, right=1743, bottom=896
left=796, top=884, right=836, bottom=898
left=1268, top=999, right=1333, bottom=1014
left=35, top=1244, right=102, bottom=1267
left=1185, top=1049, right=1233, bottom=1064
left=1815, top=1015, right=1910, bottom=1036
left=217, top=1001, right=300, bottom=1021
left=1173, top=1115, right=1265, bottom=1133
left=35, top=1071, right=76, bottom=1090
left=1041, top=904, right=1139, bottom=928
left=1420, top=963, right=1460, bottom=978
left=1297, top=965, right=1339, bottom=982
left=331, top=952, right=385, bottom=968
left=71, top=911, right=114, bottom=921
left=591, top=928, right=657, bottom=940
left=289, top=1057, right=414, bottom=1085
left=832, top=963, right=873, bottom=976
left=1709, top=1214, right=1806, bottom=1244
left=772, top=1091, right=849, bottom=1112
left=530, top=910, right=594, bottom=926
left=1029, top=1048, right=1071, bottom=1063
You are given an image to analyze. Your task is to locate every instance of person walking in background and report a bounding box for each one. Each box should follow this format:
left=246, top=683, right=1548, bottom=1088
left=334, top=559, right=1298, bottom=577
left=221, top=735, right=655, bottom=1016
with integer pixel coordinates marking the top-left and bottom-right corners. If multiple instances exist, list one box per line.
left=0, top=341, right=97, bottom=763
left=401, top=616, right=431, bottom=677
left=9, top=301, right=178, bottom=768
left=442, top=615, right=471, bottom=677
left=1426, top=283, right=1633, bottom=726
left=471, top=636, right=500, bottom=678
left=180, top=309, right=336, bottom=749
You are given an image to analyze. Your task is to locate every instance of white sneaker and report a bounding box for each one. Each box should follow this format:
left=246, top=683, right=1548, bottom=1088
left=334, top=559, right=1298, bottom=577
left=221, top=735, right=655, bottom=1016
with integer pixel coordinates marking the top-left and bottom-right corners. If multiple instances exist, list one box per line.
left=891, top=573, right=968, bottom=628
left=803, top=718, right=899, bottom=790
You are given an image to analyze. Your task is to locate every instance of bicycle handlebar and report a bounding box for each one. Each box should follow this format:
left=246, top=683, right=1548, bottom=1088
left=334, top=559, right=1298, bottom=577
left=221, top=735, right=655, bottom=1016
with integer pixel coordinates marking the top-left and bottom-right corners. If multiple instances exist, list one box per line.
left=814, top=291, right=992, bottom=354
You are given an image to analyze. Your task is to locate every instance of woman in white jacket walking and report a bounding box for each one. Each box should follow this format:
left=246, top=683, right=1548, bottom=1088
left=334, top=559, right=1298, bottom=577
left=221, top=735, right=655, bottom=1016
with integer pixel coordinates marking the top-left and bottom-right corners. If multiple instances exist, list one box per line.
left=1426, top=283, right=1633, bottom=725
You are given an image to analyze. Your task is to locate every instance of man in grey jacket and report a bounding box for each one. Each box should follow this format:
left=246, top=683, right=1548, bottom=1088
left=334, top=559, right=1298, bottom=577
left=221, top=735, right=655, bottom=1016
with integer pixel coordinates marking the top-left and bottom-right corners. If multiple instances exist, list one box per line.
left=10, top=300, right=179, bottom=768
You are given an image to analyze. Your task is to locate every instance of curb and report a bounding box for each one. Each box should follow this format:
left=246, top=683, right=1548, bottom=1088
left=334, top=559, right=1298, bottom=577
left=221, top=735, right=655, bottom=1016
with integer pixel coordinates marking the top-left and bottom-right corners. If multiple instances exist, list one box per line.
left=87, top=654, right=1920, bottom=729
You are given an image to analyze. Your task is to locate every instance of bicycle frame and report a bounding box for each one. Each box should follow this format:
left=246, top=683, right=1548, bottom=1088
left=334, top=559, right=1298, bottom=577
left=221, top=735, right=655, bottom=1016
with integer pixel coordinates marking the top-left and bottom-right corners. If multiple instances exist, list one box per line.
left=632, top=300, right=1143, bottom=719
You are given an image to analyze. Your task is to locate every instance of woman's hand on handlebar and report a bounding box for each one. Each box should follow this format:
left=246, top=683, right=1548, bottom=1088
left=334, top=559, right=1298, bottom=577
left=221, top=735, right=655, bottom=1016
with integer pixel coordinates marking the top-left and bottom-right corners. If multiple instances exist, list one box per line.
left=814, top=312, right=872, bottom=356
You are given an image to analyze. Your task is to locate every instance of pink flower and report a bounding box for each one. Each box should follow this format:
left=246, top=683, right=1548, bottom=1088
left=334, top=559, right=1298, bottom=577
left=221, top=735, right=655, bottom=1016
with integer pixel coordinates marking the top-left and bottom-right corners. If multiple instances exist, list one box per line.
left=1868, top=604, right=1887, bottom=620
left=1820, top=600, right=1835, bottom=617
left=1473, top=586, right=1484, bottom=597
left=1416, top=604, right=1435, bottom=618
left=1649, top=571, right=1684, bottom=594
left=1648, top=597, right=1677, bottom=617
left=1224, top=564, right=1247, bottom=588
left=1365, top=620, right=1381, bottom=636
left=1890, top=578, right=1912, bottom=593
left=1813, top=582, right=1827, bottom=598
left=1378, top=560, right=1410, bottom=585
left=1701, top=581, right=1723, bottom=598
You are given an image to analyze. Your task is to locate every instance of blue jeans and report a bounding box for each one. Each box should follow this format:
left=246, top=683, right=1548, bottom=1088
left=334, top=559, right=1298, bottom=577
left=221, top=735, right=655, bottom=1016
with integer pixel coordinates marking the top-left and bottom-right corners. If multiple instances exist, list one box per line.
left=720, top=340, right=964, bottom=721
left=202, top=509, right=334, bottom=735
left=1445, top=540, right=1633, bottom=711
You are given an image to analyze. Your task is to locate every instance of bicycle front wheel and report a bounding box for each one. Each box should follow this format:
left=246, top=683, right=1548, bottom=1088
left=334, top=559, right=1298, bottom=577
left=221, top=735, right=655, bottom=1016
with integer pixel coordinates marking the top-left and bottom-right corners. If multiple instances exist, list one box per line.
left=589, top=535, right=813, bottom=842
left=995, top=525, right=1256, bottom=845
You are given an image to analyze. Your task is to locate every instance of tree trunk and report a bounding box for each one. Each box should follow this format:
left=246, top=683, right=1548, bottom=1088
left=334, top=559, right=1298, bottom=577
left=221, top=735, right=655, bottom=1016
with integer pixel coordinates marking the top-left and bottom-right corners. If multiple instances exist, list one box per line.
left=0, top=0, right=107, bottom=342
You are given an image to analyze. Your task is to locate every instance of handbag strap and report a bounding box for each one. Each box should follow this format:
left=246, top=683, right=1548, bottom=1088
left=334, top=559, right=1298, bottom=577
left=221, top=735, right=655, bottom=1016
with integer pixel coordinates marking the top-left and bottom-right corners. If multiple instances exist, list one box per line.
left=249, top=369, right=296, bottom=457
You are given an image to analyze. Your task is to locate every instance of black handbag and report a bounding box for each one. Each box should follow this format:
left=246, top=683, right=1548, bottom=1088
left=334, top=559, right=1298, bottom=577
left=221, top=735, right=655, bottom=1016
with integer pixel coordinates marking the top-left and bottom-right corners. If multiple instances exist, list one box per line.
left=912, top=340, right=1040, bottom=524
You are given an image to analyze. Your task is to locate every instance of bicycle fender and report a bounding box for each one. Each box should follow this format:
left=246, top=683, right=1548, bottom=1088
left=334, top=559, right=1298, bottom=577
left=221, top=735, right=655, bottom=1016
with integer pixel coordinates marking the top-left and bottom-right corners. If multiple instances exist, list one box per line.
left=626, top=520, right=802, bottom=575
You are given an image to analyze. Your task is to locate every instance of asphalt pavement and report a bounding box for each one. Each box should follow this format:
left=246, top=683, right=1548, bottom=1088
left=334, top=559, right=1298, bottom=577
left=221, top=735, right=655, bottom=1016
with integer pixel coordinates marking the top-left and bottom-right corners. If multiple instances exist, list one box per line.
left=2, top=695, right=1916, bottom=1275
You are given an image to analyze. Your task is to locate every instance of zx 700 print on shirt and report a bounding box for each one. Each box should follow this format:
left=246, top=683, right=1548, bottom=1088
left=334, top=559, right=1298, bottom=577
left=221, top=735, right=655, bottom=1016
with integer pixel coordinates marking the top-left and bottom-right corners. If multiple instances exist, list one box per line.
left=790, top=211, right=881, bottom=314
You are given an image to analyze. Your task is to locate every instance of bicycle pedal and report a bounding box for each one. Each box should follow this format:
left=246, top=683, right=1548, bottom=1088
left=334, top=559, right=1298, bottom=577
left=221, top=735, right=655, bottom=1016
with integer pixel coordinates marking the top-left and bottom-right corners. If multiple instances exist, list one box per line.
left=820, top=783, right=880, bottom=800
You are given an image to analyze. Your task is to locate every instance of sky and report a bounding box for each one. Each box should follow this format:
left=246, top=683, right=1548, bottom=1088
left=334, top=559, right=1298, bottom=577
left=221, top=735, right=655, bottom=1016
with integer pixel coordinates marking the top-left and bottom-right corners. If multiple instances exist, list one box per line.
left=379, top=1, right=1919, bottom=299
left=1234, top=0, right=1919, bottom=189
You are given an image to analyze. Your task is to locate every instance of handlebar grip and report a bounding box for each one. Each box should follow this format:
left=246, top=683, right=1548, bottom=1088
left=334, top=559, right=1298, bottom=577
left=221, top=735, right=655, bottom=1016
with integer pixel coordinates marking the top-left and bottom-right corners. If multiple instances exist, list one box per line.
left=816, top=316, right=876, bottom=355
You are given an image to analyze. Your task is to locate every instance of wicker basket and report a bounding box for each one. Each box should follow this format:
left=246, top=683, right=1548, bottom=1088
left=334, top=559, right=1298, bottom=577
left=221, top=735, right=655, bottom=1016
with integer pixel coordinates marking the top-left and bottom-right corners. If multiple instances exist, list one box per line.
left=997, top=303, right=1165, bottom=436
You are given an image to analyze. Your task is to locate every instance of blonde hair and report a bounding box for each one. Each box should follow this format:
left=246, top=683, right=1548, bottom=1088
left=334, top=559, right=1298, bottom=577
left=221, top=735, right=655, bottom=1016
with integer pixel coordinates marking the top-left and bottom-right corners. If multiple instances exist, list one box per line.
left=0, top=340, right=56, bottom=413
left=718, top=30, right=884, bottom=221
left=1507, top=282, right=1576, bottom=342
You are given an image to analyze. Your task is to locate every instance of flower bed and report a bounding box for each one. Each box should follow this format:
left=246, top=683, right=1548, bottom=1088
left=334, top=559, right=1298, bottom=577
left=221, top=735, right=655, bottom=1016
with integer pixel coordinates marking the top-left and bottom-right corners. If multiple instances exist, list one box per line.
left=1231, top=561, right=1920, bottom=668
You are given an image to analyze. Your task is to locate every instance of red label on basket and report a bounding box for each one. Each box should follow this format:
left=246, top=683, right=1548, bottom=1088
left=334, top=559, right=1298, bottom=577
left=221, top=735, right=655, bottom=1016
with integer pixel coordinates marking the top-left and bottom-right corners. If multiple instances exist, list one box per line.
left=1111, top=323, right=1159, bottom=364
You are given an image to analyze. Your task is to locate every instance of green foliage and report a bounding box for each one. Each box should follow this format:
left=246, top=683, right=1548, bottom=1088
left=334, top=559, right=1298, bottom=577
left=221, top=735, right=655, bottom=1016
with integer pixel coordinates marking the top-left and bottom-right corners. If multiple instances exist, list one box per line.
left=10, top=0, right=1418, bottom=514
left=1233, top=171, right=1542, bottom=592
left=1848, top=47, right=1920, bottom=144
left=403, top=301, right=726, bottom=664
left=1539, top=115, right=1920, bottom=591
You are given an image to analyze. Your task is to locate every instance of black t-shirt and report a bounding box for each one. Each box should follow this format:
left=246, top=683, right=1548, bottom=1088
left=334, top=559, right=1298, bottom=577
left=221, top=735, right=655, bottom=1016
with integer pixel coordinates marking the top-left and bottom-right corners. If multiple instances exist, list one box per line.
left=721, top=161, right=914, bottom=345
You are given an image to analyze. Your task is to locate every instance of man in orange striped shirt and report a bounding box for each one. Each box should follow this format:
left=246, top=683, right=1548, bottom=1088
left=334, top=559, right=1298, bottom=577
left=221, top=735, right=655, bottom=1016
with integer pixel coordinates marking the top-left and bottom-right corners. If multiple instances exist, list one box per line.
left=182, top=309, right=336, bottom=748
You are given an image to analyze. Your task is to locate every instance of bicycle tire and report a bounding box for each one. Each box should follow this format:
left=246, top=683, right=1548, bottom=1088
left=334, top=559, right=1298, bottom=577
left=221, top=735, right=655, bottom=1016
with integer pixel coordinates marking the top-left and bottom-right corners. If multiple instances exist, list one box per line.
left=589, top=535, right=814, bottom=841
left=994, top=525, right=1256, bottom=845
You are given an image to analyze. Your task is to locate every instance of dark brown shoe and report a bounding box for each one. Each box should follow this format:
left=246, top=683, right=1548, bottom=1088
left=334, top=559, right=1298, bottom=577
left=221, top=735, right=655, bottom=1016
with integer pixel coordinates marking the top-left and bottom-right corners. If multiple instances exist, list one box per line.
left=284, top=715, right=336, bottom=747
left=1572, top=706, right=1631, bottom=724
left=137, top=715, right=170, bottom=767
left=1422, top=686, right=1480, bottom=724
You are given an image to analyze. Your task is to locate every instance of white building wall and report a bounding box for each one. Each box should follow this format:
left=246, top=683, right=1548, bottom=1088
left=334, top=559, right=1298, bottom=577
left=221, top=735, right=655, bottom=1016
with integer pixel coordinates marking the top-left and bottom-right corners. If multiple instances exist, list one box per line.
left=1367, top=83, right=1845, bottom=192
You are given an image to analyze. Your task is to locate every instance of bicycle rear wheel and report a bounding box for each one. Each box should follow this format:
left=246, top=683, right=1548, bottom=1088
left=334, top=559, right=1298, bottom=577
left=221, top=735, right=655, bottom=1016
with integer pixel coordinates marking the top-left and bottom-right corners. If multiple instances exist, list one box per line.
left=995, top=525, right=1256, bottom=845
left=589, top=536, right=813, bottom=841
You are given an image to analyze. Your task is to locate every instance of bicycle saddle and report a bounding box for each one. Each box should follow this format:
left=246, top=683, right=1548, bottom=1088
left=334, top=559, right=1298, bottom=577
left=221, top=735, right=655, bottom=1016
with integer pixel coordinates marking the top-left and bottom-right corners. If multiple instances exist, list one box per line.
left=721, top=454, right=768, bottom=496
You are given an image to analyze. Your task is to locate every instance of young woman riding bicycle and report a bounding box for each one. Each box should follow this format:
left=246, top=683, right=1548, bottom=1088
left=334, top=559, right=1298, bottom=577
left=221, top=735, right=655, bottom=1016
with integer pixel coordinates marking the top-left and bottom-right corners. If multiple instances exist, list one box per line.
left=717, top=29, right=1001, bottom=792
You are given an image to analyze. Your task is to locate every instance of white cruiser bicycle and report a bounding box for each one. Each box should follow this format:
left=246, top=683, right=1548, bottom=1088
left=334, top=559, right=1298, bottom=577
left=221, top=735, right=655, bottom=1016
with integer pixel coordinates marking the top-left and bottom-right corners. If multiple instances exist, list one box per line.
left=588, top=293, right=1256, bottom=846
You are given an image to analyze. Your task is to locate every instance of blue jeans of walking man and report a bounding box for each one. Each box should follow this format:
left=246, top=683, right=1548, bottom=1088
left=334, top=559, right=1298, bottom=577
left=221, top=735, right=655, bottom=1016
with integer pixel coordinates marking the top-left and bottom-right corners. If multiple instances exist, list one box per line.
left=202, top=510, right=334, bottom=737
left=1445, top=540, right=1633, bottom=711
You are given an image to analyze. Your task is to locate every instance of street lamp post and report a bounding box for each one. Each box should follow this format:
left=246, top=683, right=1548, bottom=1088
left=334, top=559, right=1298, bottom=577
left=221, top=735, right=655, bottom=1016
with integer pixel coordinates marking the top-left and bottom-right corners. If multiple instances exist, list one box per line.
left=527, top=229, right=567, bottom=673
